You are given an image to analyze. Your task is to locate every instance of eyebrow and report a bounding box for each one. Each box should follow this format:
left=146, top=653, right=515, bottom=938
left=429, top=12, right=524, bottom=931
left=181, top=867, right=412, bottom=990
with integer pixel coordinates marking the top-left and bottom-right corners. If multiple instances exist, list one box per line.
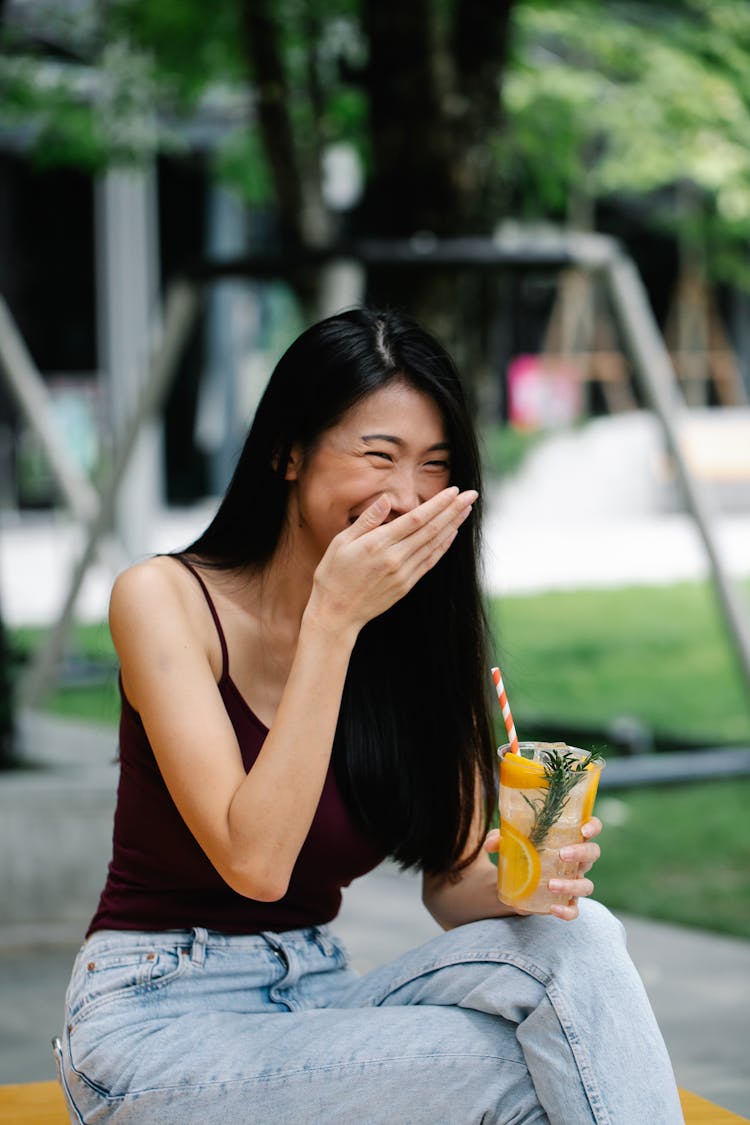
left=361, top=434, right=451, bottom=452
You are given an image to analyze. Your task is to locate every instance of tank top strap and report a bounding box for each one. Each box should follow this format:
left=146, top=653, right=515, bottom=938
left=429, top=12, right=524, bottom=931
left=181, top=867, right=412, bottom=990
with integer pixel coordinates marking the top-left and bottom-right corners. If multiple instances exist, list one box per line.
left=173, top=556, right=229, bottom=679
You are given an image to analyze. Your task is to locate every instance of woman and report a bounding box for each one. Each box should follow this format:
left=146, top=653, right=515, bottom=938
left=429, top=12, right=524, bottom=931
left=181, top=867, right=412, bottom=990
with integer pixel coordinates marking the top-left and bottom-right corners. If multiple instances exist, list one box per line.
left=56, top=309, right=683, bottom=1124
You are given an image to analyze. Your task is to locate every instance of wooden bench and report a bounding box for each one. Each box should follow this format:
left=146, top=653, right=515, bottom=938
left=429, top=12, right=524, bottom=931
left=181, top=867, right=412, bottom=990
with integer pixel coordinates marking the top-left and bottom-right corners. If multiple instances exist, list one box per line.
left=0, top=1080, right=747, bottom=1122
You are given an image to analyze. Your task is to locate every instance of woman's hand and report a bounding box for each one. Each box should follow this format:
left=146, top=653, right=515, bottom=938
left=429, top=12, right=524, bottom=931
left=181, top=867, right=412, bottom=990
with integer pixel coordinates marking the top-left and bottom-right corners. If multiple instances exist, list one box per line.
left=307, top=486, right=477, bottom=637
left=484, top=817, right=602, bottom=922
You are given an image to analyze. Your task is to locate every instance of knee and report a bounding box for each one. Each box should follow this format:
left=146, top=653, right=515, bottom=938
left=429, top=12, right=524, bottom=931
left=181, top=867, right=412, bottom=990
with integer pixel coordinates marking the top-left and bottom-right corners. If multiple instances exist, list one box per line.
left=569, top=899, right=628, bottom=957
left=574, top=897, right=626, bottom=940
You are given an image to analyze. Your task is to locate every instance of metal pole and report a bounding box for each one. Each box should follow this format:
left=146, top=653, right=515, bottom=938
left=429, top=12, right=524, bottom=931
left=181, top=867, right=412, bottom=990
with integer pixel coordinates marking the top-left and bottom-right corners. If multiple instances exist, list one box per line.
left=604, top=253, right=750, bottom=697
left=96, top=164, right=163, bottom=560
left=0, top=296, right=99, bottom=523
left=19, top=280, right=201, bottom=707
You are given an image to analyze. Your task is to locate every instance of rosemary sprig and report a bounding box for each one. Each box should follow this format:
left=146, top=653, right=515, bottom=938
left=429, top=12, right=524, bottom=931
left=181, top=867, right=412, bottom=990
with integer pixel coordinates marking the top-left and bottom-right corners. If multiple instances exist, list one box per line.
left=523, top=749, right=601, bottom=848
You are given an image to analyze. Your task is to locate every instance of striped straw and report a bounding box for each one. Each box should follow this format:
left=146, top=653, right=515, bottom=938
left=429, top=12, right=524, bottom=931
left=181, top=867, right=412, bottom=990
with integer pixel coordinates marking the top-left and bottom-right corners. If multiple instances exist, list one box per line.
left=491, top=667, right=520, bottom=754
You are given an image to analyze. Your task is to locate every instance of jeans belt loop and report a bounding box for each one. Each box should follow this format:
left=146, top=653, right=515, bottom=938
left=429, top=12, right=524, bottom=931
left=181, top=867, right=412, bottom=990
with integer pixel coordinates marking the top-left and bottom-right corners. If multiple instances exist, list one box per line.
left=190, top=926, right=208, bottom=966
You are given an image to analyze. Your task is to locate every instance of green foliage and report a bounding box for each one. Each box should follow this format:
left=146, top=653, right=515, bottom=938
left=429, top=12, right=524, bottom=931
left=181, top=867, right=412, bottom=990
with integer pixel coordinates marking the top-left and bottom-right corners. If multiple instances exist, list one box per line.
left=594, top=779, right=750, bottom=939
left=0, top=0, right=367, bottom=203
left=215, top=127, right=275, bottom=207
left=0, top=27, right=182, bottom=169
left=503, top=0, right=750, bottom=285
left=8, top=622, right=119, bottom=732
left=5, top=0, right=750, bottom=285
left=106, top=0, right=246, bottom=105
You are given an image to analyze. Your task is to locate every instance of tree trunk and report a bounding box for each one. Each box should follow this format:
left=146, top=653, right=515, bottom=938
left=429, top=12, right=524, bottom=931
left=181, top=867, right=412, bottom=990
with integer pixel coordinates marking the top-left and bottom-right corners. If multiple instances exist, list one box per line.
left=238, top=0, right=333, bottom=314
left=361, top=0, right=515, bottom=392
left=238, top=0, right=306, bottom=248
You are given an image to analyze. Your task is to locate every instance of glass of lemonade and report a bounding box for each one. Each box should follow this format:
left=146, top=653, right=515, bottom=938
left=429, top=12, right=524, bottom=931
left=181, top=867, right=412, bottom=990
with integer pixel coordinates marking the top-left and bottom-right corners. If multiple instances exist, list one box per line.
left=497, top=741, right=605, bottom=914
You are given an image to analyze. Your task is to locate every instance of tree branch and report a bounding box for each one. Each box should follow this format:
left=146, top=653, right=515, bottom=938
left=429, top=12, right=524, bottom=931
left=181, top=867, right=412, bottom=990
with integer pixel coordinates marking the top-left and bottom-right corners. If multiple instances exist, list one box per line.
left=239, top=0, right=305, bottom=247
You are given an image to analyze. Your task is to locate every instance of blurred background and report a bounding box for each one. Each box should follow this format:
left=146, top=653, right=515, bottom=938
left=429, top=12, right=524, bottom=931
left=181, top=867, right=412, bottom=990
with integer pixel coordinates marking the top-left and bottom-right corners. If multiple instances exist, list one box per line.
left=0, top=0, right=749, bottom=1114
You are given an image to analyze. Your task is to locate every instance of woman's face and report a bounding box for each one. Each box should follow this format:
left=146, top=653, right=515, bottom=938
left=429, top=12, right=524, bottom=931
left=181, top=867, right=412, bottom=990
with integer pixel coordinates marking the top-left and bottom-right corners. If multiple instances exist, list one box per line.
left=285, top=379, right=451, bottom=560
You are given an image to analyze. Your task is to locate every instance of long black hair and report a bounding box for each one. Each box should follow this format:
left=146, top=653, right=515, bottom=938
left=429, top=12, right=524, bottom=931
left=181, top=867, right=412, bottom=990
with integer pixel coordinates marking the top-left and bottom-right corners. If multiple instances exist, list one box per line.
left=184, top=308, right=496, bottom=875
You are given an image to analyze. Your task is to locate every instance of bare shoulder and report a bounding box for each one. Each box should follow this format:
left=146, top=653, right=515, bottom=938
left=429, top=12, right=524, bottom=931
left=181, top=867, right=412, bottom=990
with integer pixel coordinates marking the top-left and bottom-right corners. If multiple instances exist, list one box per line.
left=109, top=556, right=211, bottom=650
left=110, top=556, right=222, bottom=705
left=110, top=555, right=192, bottom=616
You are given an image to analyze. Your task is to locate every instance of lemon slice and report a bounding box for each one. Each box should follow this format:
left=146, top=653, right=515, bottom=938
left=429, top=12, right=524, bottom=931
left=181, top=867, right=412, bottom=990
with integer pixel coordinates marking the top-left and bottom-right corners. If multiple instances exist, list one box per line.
left=497, top=822, right=542, bottom=902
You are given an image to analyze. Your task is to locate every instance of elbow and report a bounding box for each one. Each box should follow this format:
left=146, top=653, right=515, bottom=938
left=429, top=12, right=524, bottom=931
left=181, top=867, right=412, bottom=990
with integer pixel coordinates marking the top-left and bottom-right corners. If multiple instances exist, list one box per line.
left=223, top=859, right=291, bottom=903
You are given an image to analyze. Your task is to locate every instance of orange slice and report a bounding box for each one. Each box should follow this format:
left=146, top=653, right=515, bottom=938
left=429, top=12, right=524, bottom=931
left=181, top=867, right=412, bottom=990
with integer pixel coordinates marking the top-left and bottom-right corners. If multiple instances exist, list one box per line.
left=497, top=822, right=542, bottom=902
left=499, top=751, right=548, bottom=790
left=580, top=768, right=602, bottom=825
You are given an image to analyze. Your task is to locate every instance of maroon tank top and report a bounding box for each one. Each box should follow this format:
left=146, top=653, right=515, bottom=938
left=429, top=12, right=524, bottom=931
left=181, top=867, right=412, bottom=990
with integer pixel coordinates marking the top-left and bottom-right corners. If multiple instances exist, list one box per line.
left=88, top=559, right=385, bottom=936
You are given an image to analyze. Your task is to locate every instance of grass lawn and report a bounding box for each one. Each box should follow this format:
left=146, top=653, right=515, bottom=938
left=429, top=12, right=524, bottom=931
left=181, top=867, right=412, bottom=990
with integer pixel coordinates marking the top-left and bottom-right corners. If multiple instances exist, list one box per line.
left=8, top=579, right=750, bottom=939
left=592, top=780, right=750, bottom=940
left=10, top=621, right=119, bottom=726
left=488, top=581, right=750, bottom=746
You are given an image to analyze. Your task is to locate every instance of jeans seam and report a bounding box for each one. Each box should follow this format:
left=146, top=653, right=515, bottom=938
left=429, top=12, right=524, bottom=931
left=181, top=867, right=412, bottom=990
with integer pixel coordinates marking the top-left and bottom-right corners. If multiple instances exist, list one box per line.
left=71, top=1049, right=529, bottom=1101
left=369, top=951, right=552, bottom=1005
left=543, top=980, right=611, bottom=1125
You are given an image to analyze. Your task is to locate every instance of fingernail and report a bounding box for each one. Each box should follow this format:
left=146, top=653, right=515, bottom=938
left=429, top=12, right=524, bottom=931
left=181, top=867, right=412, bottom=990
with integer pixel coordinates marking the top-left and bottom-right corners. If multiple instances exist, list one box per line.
left=560, top=847, right=576, bottom=860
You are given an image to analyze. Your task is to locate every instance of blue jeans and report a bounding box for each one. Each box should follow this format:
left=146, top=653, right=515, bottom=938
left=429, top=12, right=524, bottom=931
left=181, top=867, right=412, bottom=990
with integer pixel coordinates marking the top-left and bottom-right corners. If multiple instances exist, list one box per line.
left=54, top=900, right=683, bottom=1124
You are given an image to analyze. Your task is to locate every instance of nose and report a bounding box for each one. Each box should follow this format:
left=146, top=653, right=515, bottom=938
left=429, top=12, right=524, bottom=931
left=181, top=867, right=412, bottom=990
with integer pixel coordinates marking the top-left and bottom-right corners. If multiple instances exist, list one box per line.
left=384, top=467, right=422, bottom=516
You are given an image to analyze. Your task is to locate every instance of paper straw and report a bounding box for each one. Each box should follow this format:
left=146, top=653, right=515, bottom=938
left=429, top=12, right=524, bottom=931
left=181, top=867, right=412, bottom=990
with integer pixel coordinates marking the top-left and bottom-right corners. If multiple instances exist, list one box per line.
left=491, top=667, right=520, bottom=754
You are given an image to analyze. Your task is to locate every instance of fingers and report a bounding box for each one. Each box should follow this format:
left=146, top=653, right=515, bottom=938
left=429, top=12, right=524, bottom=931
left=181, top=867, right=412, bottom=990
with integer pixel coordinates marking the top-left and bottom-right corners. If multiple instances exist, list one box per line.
left=551, top=902, right=580, bottom=921
left=396, top=487, right=477, bottom=552
left=484, top=828, right=500, bottom=854
left=549, top=840, right=598, bottom=920
left=355, top=486, right=476, bottom=551
left=549, top=875, right=595, bottom=900
left=548, top=866, right=595, bottom=921
left=392, top=492, right=476, bottom=587
left=561, top=840, right=600, bottom=876
left=345, top=493, right=392, bottom=536
left=581, top=816, right=602, bottom=840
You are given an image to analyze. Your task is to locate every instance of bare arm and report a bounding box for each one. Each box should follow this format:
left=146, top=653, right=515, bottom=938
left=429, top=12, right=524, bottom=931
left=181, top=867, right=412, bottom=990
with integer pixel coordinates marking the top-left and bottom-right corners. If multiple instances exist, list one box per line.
left=114, top=485, right=476, bottom=902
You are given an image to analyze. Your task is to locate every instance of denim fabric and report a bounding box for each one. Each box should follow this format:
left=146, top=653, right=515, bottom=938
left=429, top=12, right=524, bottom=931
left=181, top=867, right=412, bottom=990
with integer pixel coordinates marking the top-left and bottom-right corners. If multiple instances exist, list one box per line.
left=54, top=900, right=683, bottom=1124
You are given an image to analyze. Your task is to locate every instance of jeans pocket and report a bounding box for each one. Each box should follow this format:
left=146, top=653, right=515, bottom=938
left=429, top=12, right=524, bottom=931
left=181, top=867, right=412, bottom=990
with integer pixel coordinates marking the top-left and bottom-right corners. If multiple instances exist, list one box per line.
left=147, top=944, right=190, bottom=990
left=67, top=943, right=188, bottom=1031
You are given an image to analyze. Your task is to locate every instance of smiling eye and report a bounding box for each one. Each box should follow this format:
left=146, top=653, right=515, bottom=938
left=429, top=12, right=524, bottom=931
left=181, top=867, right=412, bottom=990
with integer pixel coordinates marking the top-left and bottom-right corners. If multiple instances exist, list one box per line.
left=425, top=459, right=451, bottom=471
left=366, top=451, right=393, bottom=462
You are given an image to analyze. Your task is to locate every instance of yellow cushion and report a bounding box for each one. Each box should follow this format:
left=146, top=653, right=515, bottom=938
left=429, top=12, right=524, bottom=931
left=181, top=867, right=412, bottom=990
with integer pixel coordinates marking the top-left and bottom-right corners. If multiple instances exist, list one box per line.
left=0, top=1080, right=747, bottom=1124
